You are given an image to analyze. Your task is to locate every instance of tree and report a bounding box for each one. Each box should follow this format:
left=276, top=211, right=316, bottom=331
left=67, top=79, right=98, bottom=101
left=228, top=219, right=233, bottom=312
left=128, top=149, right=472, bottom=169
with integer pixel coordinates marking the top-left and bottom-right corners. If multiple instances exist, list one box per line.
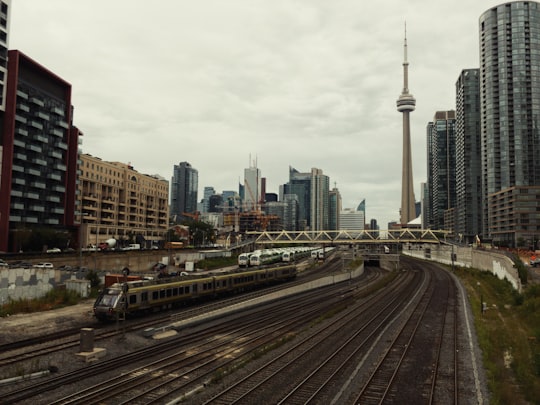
left=182, top=219, right=215, bottom=247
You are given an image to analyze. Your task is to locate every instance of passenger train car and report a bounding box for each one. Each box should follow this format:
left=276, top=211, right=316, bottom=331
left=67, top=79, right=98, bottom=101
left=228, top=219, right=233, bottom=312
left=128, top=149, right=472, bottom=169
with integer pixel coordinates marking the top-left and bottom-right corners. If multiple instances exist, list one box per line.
left=93, top=265, right=297, bottom=321
left=249, top=250, right=283, bottom=266
left=282, top=246, right=316, bottom=262
left=238, top=252, right=255, bottom=267
left=239, top=246, right=318, bottom=267
left=311, top=246, right=336, bottom=260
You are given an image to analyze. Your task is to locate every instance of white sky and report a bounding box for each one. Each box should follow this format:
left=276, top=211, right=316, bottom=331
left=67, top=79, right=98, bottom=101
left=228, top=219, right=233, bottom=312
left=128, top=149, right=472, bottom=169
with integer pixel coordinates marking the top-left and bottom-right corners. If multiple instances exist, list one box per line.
left=8, top=1, right=505, bottom=227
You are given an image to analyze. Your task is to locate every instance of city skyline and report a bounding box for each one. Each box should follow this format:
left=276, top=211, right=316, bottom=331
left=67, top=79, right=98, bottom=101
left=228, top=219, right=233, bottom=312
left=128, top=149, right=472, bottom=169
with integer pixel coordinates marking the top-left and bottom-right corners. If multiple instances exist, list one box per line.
left=9, top=0, right=509, bottom=226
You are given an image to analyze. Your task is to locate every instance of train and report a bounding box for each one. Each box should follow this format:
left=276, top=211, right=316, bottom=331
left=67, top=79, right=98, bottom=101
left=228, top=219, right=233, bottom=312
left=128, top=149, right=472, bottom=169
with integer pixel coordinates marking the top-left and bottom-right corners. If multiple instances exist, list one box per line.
left=282, top=246, right=316, bottom=262
left=238, top=252, right=255, bottom=267
left=93, top=265, right=297, bottom=321
left=238, top=246, right=319, bottom=268
left=249, top=250, right=283, bottom=266
left=310, top=246, right=336, bottom=260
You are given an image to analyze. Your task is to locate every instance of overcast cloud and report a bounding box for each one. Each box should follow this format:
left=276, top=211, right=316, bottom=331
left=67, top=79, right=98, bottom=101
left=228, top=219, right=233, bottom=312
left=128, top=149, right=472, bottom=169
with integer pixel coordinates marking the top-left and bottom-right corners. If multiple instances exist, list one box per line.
left=9, top=1, right=505, bottom=227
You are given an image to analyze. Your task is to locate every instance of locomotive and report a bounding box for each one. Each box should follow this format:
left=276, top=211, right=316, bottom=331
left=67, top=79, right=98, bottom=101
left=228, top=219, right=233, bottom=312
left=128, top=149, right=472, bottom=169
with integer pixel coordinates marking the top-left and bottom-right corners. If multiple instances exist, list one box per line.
left=93, top=265, right=297, bottom=321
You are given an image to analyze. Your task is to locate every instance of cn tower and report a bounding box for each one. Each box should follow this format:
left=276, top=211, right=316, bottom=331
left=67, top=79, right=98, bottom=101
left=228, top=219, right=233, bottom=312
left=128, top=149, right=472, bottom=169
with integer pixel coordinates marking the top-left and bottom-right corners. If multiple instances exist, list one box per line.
left=396, top=26, right=416, bottom=226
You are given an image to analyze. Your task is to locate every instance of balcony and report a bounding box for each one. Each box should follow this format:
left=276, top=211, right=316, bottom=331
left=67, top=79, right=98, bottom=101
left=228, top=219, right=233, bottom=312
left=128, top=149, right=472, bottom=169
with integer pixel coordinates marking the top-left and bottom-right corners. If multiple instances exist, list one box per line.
left=32, top=158, right=47, bottom=166
left=57, top=120, right=69, bottom=129
left=16, top=90, right=28, bottom=100
left=37, top=111, right=49, bottom=120
left=30, top=97, right=45, bottom=107
left=29, top=205, right=45, bottom=212
left=48, top=173, right=62, bottom=181
left=34, top=134, right=48, bottom=144
left=17, top=104, right=30, bottom=113
left=52, top=106, right=65, bottom=116
left=56, top=141, right=68, bottom=151
left=15, top=114, right=27, bottom=124
left=15, top=127, right=28, bottom=136
left=30, top=181, right=46, bottom=189
left=30, top=120, right=43, bottom=130
left=51, top=128, right=64, bottom=137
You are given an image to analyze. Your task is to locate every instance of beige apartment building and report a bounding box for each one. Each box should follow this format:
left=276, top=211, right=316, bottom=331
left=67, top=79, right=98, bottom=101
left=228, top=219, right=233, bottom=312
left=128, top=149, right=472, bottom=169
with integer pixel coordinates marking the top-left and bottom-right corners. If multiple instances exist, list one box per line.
left=78, top=153, right=169, bottom=248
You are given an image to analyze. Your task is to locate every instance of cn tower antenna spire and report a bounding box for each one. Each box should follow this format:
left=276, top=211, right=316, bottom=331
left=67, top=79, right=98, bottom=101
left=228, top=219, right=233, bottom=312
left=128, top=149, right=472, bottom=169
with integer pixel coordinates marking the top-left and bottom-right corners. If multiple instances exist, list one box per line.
left=396, top=22, right=417, bottom=226
left=403, top=22, right=409, bottom=93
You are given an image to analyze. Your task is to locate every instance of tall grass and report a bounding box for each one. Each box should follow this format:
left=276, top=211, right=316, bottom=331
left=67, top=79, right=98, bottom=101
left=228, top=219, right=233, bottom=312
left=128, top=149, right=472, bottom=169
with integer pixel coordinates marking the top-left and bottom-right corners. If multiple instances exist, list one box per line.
left=0, top=288, right=81, bottom=317
left=455, top=267, right=540, bottom=404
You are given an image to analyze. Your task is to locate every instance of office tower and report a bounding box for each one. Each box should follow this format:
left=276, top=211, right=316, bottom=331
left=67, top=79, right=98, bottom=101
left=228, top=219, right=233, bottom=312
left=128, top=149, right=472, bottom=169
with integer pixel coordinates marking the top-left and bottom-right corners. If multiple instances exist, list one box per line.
left=455, top=69, right=482, bottom=243
left=282, top=194, right=299, bottom=231
left=208, top=194, right=223, bottom=213
left=284, top=166, right=311, bottom=230
left=357, top=199, right=366, bottom=229
left=244, top=162, right=261, bottom=211
left=0, top=50, right=80, bottom=252
left=480, top=2, right=540, bottom=246
left=340, top=208, right=365, bottom=230
left=426, top=111, right=456, bottom=230
left=78, top=154, right=169, bottom=248
left=396, top=27, right=417, bottom=225
left=265, top=201, right=286, bottom=230
left=329, top=187, right=342, bottom=230
left=310, top=168, right=329, bottom=231
left=202, top=186, right=215, bottom=213
left=170, top=162, right=198, bottom=220
left=369, top=218, right=379, bottom=235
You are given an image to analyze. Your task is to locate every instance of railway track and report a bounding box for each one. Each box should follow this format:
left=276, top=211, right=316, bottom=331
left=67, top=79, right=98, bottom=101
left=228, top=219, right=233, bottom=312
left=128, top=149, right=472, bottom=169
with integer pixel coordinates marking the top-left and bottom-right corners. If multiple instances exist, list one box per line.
left=1, top=270, right=382, bottom=404
left=0, top=258, right=344, bottom=370
left=352, top=259, right=459, bottom=404
left=2, top=258, right=481, bottom=405
left=200, top=260, right=466, bottom=404
left=202, top=268, right=421, bottom=404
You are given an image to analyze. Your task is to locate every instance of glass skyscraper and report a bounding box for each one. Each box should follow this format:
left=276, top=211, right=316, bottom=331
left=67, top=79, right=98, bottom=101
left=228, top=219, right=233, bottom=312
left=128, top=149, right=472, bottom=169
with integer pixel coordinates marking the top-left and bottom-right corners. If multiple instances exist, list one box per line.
left=284, top=166, right=311, bottom=230
left=480, top=2, right=540, bottom=246
left=426, top=111, right=456, bottom=231
left=455, top=69, right=482, bottom=243
left=170, top=162, right=198, bottom=220
left=310, top=168, right=329, bottom=231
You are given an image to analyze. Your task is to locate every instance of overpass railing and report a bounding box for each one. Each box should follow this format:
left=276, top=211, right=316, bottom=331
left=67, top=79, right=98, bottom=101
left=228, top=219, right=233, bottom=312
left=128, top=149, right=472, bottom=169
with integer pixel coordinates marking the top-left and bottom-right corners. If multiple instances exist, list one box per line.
left=247, top=229, right=450, bottom=245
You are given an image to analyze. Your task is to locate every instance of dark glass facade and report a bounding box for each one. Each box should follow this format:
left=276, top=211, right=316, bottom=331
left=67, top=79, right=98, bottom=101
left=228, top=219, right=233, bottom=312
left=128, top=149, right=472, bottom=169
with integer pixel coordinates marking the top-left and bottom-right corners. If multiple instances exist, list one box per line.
left=426, top=111, right=456, bottom=230
left=170, top=161, right=198, bottom=220
left=455, top=69, right=482, bottom=242
left=480, top=2, right=540, bottom=245
left=284, top=166, right=311, bottom=230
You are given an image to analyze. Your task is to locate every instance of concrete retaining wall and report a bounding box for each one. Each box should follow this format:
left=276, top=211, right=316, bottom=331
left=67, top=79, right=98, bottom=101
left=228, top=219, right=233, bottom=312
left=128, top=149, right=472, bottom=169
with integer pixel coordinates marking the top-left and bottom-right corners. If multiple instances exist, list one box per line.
left=0, top=250, right=232, bottom=302
left=0, top=267, right=59, bottom=303
left=403, top=243, right=522, bottom=292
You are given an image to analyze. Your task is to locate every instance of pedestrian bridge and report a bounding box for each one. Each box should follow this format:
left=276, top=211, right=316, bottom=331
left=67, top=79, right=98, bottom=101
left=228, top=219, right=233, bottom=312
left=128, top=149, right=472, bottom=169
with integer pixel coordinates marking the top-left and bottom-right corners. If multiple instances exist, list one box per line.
left=247, top=229, right=450, bottom=245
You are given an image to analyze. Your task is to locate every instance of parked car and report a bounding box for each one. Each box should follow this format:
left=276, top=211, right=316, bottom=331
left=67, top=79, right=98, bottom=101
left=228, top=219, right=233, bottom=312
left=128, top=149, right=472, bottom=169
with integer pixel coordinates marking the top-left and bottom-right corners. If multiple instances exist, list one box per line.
left=46, top=248, right=61, bottom=253
left=58, top=265, right=73, bottom=271
left=34, top=262, right=54, bottom=269
left=0, top=259, right=8, bottom=267
left=530, top=257, right=540, bottom=267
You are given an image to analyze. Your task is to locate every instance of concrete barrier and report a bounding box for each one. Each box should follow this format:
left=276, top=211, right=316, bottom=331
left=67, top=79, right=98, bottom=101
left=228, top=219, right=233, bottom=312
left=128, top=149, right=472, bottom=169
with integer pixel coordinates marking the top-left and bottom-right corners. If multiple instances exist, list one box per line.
left=403, top=243, right=522, bottom=292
